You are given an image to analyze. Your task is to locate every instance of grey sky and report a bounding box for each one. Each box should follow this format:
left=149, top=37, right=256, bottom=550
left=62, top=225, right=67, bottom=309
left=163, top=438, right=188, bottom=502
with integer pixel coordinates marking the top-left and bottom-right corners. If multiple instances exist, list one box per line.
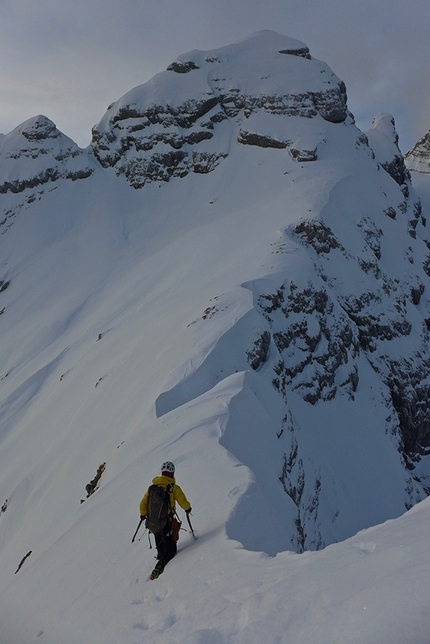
left=0, top=0, right=429, bottom=151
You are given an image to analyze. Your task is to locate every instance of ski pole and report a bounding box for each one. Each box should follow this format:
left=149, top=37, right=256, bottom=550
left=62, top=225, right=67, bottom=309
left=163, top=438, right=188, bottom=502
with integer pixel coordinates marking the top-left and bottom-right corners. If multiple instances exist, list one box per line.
left=186, top=512, right=196, bottom=540
left=131, top=516, right=144, bottom=543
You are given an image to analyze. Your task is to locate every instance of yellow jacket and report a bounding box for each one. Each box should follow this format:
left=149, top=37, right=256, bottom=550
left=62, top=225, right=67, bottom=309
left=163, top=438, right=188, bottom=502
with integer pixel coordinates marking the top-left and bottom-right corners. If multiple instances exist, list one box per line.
left=139, top=475, right=191, bottom=517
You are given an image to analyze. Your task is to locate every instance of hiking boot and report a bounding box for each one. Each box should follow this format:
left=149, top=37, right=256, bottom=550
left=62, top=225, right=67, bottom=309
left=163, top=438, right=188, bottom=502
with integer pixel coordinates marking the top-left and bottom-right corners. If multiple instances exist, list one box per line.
left=150, top=563, right=164, bottom=580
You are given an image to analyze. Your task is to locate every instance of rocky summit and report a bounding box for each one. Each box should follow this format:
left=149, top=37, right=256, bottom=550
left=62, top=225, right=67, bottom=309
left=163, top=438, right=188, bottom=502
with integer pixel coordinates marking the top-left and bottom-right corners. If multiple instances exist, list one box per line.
left=90, top=31, right=348, bottom=187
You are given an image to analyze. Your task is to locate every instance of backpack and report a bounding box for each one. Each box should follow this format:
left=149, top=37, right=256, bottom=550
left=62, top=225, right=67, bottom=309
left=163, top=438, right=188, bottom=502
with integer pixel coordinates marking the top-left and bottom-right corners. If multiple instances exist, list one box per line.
left=145, top=484, right=173, bottom=534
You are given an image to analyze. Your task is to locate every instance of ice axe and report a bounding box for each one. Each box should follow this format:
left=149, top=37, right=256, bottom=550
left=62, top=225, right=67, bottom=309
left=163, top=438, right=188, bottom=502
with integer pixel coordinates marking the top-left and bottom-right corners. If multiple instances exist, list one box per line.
left=131, top=516, right=144, bottom=543
left=186, top=511, right=197, bottom=540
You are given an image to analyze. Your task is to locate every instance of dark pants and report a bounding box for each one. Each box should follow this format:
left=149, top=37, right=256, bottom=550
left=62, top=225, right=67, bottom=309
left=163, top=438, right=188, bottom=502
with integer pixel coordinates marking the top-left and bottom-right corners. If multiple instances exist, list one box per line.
left=155, top=521, right=177, bottom=568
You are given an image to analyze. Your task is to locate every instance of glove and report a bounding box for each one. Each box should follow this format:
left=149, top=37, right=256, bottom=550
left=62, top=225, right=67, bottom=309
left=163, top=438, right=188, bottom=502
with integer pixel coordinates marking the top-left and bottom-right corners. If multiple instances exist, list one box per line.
left=186, top=508, right=192, bottom=515
left=140, top=515, right=146, bottom=520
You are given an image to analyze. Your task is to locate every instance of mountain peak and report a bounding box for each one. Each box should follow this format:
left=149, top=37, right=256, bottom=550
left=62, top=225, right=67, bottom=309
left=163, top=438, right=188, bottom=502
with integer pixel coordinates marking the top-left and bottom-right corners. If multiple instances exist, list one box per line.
left=0, top=114, right=94, bottom=196
left=91, top=30, right=348, bottom=188
left=167, top=31, right=312, bottom=70
left=16, top=114, right=60, bottom=141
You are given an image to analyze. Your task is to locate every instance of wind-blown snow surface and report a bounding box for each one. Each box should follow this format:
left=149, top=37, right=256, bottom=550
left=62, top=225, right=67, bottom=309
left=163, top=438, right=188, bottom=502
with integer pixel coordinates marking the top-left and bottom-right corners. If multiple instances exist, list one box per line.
left=1, top=31, right=430, bottom=642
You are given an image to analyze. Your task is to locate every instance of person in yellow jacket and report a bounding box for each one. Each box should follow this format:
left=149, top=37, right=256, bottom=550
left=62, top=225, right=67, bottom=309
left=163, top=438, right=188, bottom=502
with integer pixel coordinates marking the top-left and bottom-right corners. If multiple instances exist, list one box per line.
left=139, top=461, right=191, bottom=579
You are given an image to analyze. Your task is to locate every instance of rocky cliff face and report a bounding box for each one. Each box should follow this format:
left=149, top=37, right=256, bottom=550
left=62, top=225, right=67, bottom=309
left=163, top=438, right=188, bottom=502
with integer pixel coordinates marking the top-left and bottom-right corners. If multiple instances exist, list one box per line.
left=242, top=110, right=430, bottom=549
left=405, top=129, right=430, bottom=174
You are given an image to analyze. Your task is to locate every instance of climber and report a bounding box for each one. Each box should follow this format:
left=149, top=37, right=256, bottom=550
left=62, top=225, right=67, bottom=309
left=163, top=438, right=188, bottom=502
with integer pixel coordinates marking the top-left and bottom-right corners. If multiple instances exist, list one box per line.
left=139, top=461, right=192, bottom=579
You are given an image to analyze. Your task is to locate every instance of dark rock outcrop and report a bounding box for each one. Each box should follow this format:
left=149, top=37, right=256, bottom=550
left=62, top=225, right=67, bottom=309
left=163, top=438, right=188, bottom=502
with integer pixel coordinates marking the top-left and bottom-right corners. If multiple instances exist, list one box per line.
left=247, top=331, right=271, bottom=370
left=259, top=281, right=360, bottom=405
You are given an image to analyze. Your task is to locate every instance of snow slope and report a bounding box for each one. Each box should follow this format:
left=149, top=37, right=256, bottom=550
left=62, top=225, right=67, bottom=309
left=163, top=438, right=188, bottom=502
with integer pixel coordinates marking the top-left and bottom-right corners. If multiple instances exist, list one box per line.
left=0, top=31, right=430, bottom=642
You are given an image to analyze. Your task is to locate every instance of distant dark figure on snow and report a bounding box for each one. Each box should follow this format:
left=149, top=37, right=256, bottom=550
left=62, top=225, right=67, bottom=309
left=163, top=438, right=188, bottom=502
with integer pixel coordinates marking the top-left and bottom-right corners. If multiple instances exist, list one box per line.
left=139, top=461, right=191, bottom=579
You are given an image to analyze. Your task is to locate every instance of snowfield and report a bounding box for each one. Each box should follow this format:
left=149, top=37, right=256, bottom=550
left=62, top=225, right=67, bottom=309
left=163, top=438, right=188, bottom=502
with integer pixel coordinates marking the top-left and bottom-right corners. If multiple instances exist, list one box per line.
left=0, top=31, right=430, bottom=643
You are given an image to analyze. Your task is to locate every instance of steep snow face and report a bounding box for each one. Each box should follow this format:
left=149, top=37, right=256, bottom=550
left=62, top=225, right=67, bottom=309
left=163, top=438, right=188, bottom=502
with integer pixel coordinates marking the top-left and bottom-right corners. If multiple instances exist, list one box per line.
left=2, top=34, right=430, bottom=641
left=91, top=30, right=348, bottom=187
left=366, top=113, right=411, bottom=189
left=405, top=128, right=430, bottom=174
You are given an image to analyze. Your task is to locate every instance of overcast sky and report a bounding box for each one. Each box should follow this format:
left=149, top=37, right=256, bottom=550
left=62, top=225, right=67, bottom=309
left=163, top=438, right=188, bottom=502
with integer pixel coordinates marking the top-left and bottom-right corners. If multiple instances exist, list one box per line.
left=1, top=0, right=429, bottom=152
